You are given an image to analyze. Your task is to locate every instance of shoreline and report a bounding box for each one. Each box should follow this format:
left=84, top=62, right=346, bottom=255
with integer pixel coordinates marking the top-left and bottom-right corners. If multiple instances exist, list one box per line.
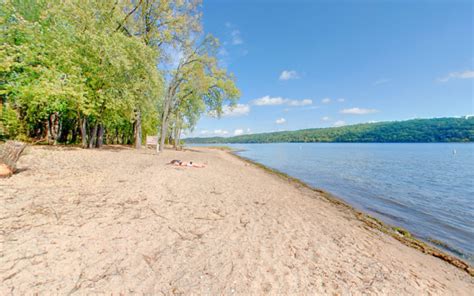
left=200, top=145, right=473, bottom=276
left=1, top=146, right=473, bottom=293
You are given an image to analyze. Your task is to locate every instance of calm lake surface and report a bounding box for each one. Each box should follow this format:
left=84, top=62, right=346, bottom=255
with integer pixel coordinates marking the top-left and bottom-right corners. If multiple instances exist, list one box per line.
left=192, top=143, right=474, bottom=263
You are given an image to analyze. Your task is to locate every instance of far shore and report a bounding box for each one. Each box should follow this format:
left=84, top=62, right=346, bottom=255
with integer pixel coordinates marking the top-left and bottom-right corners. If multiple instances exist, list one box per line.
left=1, top=145, right=472, bottom=294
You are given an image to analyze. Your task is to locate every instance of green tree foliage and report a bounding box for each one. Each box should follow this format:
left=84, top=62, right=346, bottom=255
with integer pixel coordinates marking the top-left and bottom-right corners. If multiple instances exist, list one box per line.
left=0, top=0, right=240, bottom=149
left=158, top=33, right=240, bottom=152
left=185, top=117, right=474, bottom=144
left=0, top=0, right=164, bottom=146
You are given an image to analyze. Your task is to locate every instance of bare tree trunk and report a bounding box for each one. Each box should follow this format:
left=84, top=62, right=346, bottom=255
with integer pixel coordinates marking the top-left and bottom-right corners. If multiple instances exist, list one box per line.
left=46, top=118, right=52, bottom=144
left=176, top=126, right=182, bottom=150
left=88, top=123, right=98, bottom=149
left=48, top=113, right=61, bottom=145
left=134, top=109, right=142, bottom=149
left=59, top=123, right=69, bottom=143
left=71, top=126, right=78, bottom=144
left=80, top=117, right=88, bottom=148
left=173, top=113, right=182, bottom=150
left=96, top=124, right=104, bottom=148
left=158, top=95, right=172, bottom=153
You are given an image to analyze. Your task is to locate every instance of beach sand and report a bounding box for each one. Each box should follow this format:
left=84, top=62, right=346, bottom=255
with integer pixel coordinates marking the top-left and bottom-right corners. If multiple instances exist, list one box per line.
left=1, top=146, right=472, bottom=294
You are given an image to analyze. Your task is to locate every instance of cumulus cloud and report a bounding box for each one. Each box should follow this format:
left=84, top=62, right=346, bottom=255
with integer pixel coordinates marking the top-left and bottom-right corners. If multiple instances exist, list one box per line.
left=252, top=96, right=286, bottom=106
left=340, top=107, right=378, bottom=115
left=321, top=98, right=331, bottom=104
left=288, top=99, right=312, bottom=106
left=321, top=116, right=330, bottom=121
left=333, top=120, right=346, bottom=127
left=275, top=118, right=286, bottom=124
left=438, top=70, right=474, bottom=82
left=208, top=104, right=250, bottom=118
left=213, top=129, right=229, bottom=135
left=252, top=95, right=312, bottom=107
left=279, top=70, right=299, bottom=81
left=234, top=129, right=244, bottom=136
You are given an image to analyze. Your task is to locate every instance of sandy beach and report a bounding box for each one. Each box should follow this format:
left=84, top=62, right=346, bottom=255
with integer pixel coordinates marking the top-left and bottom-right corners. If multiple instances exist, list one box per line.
left=0, top=146, right=472, bottom=294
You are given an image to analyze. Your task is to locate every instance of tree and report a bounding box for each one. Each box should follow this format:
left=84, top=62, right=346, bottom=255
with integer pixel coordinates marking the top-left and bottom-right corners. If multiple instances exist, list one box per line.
left=117, top=0, right=202, bottom=149
left=0, top=0, right=163, bottom=147
left=158, top=35, right=240, bottom=152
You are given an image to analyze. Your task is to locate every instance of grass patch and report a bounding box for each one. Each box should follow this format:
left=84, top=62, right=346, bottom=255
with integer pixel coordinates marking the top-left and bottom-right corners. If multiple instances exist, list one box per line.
left=393, top=227, right=412, bottom=238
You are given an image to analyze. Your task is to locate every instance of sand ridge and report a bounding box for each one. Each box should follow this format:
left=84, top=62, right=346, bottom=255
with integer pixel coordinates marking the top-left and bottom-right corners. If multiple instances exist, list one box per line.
left=0, top=146, right=472, bottom=294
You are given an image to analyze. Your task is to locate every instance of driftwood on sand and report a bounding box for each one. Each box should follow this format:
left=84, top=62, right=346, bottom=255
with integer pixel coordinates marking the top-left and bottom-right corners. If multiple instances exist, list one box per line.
left=0, top=140, right=27, bottom=177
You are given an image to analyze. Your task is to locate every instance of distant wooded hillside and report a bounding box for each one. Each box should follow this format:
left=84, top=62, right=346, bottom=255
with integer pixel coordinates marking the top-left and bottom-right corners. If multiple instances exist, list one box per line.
left=185, top=117, right=474, bottom=144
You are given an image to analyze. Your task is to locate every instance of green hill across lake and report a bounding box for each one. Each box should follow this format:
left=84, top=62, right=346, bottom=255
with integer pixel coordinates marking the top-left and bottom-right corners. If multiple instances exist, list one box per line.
left=185, top=117, right=474, bottom=144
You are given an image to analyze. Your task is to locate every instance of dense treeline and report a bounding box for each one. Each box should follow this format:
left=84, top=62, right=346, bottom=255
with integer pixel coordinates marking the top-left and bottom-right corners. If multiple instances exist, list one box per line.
left=0, top=0, right=239, bottom=149
left=185, top=117, right=474, bottom=144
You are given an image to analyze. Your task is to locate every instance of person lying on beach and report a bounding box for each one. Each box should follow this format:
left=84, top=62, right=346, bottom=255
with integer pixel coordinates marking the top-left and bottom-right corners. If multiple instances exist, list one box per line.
left=168, top=159, right=206, bottom=168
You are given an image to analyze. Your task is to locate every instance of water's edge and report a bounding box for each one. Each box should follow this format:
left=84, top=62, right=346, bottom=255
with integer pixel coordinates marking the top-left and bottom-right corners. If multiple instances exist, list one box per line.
left=204, top=146, right=473, bottom=276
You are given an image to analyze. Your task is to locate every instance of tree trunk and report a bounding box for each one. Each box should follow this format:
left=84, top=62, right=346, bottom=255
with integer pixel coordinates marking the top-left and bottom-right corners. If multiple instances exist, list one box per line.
left=96, top=124, right=104, bottom=148
left=46, top=118, right=52, bottom=144
left=176, top=126, right=182, bottom=150
left=48, top=113, right=61, bottom=145
left=114, top=128, right=119, bottom=144
left=71, top=124, right=78, bottom=144
left=59, top=124, right=69, bottom=143
left=134, top=109, right=142, bottom=149
left=88, top=124, right=98, bottom=149
left=80, top=117, right=88, bottom=148
left=173, top=113, right=181, bottom=150
left=158, top=96, right=171, bottom=153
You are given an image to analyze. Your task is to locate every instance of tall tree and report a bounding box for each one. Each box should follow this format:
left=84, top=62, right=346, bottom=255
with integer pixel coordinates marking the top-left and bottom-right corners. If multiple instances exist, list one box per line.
left=117, top=0, right=202, bottom=149
left=158, top=35, right=240, bottom=152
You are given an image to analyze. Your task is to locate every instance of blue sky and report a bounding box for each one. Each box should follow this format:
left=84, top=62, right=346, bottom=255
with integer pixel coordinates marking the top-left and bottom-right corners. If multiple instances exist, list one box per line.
left=187, top=0, right=473, bottom=137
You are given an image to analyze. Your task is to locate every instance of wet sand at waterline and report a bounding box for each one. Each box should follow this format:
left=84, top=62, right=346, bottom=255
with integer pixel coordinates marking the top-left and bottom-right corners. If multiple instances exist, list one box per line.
left=1, top=146, right=472, bottom=294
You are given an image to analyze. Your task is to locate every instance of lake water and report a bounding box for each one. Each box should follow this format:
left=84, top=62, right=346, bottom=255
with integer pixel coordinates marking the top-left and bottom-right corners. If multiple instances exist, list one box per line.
left=191, top=143, right=474, bottom=264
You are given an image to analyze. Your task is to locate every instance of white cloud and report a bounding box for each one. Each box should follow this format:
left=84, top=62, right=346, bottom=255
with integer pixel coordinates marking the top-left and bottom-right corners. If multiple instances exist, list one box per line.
left=374, top=78, right=391, bottom=85
left=222, top=104, right=250, bottom=117
left=333, top=120, right=346, bottom=127
left=340, top=107, right=378, bottom=115
left=214, top=129, right=229, bottom=135
left=321, top=97, right=331, bottom=104
left=279, top=70, right=299, bottom=81
left=321, top=116, right=330, bottom=121
left=275, top=118, right=286, bottom=124
left=337, top=98, right=345, bottom=102
left=208, top=104, right=250, bottom=118
left=252, top=95, right=312, bottom=106
left=252, top=96, right=286, bottom=106
left=288, top=99, right=312, bottom=106
left=438, top=70, right=474, bottom=82
left=200, top=129, right=228, bottom=136
left=234, top=129, right=244, bottom=136
left=231, top=30, right=243, bottom=45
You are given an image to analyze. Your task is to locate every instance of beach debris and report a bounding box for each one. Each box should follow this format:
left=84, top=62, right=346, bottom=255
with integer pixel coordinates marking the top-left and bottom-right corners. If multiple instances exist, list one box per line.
left=0, top=140, right=27, bottom=177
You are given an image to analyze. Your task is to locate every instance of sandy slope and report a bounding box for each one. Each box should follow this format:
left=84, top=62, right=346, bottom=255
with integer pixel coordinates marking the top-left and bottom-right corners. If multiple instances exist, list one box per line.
left=0, top=146, right=472, bottom=295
